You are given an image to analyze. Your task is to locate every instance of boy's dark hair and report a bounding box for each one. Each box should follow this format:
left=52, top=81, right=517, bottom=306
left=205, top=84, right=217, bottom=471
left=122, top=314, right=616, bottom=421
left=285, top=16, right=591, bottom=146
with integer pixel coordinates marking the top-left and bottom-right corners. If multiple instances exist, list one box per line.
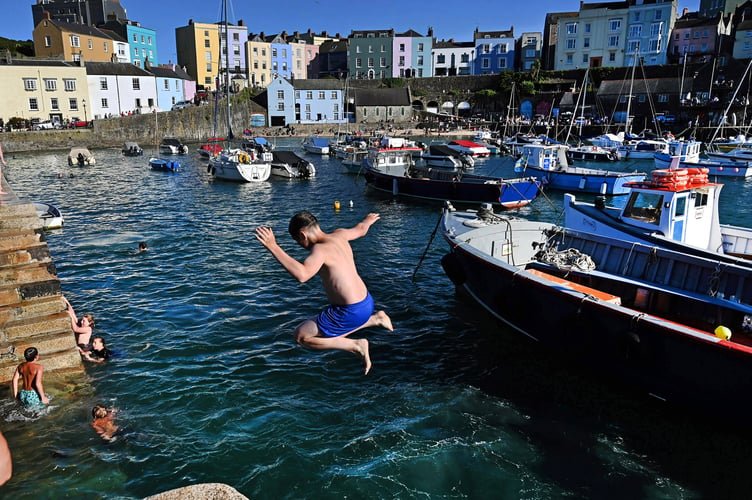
left=23, top=347, right=38, bottom=362
left=92, top=336, right=106, bottom=348
left=288, top=211, right=318, bottom=239
left=92, top=405, right=107, bottom=419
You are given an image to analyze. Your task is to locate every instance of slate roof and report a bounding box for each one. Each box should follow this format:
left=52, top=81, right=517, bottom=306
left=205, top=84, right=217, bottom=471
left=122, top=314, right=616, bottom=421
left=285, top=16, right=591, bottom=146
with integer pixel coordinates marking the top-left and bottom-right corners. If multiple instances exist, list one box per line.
left=44, top=20, right=125, bottom=42
left=352, top=88, right=410, bottom=106
left=85, top=61, right=153, bottom=76
left=148, top=66, right=181, bottom=79
left=597, top=77, right=689, bottom=96
left=290, top=79, right=345, bottom=91
left=319, top=39, right=348, bottom=53
left=0, top=58, right=83, bottom=68
left=434, top=40, right=474, bottom=49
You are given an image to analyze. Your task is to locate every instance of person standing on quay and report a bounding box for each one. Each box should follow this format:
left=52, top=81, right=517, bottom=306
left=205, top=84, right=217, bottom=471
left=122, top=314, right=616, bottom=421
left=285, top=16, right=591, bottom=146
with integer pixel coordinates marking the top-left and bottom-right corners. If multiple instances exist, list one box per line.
left=255, top=211, right=393, bottom=374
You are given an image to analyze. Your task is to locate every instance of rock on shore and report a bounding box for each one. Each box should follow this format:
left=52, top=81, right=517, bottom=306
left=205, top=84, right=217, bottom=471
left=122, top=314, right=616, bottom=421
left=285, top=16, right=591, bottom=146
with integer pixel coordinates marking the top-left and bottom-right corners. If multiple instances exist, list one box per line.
left=143, top=483, right=249, bottom=500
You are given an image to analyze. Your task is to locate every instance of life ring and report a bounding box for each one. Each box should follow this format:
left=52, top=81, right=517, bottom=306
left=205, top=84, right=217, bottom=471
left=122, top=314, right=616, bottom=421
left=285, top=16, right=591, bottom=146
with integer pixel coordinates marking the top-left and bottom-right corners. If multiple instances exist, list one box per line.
left=238, top=153, right=249, bottom=163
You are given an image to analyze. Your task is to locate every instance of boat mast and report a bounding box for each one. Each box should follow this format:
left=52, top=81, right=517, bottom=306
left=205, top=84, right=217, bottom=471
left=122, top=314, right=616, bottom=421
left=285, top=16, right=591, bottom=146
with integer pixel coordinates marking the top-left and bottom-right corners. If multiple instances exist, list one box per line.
left=709, top=58, right=752, bottom=144
left=625, top=51, right=637, bottom=135
left=222, top=0, right=233, bottom=140
left=565, top=68, right=588, bottom=144
left=678, top=47, right=687, bottom=105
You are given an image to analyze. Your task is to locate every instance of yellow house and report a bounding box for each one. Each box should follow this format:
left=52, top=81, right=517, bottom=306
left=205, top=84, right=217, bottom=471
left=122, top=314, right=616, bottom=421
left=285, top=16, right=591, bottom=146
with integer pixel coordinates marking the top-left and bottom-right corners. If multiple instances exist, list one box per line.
left=33, top=15, right=122, bottom=63
left=247, top=35, right=272, bottom=88
left=0, top=55, right=90, bottom=126
left=176, top=21, right=221, bottom=90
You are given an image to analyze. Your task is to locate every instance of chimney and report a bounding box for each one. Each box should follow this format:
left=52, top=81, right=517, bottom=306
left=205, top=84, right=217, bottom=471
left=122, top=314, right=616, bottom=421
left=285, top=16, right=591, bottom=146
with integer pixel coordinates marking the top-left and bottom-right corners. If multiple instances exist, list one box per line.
left=294, top=30, right=299, bottom=37
left=260, top=31, right=265, bottom=39
left=238, top=19, right=244, bottom=26
left=308, top=28, right=312, bottom=35
left=682, top=7, right=688, bottom=17
left=189, top=19, right=194, bottom=25
left=43, top=11, right=51, bottom=20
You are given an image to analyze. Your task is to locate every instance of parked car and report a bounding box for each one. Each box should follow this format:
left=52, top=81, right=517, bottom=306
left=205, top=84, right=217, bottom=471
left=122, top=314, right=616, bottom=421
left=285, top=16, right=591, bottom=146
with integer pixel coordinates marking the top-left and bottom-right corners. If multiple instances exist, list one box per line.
left=32, top=120, right=61, bottom=130
left=172, top=101, right=192, bottom=110
left=69, top=117, right=89, bottom=128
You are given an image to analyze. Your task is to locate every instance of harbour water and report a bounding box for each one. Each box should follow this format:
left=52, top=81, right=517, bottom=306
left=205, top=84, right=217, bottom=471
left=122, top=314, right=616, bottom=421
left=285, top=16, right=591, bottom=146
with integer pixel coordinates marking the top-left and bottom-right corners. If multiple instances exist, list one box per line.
left=2, top=138, right=752, bottom=499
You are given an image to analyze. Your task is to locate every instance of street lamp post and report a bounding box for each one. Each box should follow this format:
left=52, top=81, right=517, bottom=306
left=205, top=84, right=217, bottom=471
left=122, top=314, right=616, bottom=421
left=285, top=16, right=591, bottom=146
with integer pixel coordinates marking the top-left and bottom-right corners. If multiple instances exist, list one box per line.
left=82, top=99, right=87, bottom=123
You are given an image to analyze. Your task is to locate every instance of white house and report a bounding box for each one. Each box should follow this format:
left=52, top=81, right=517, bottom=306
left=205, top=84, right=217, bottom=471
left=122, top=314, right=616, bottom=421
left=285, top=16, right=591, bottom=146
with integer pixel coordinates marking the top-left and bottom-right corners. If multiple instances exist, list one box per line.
left=266, top=77, right=346, bottom=126
left=85, top=61, right=159, bottom=118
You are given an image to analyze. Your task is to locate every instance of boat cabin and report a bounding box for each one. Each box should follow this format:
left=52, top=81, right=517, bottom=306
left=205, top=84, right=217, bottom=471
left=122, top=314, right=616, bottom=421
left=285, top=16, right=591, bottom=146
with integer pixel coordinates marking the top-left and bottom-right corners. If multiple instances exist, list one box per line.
left=619, top=169, right=724, bottom=252
left=520, top=143, right=570, bottom=171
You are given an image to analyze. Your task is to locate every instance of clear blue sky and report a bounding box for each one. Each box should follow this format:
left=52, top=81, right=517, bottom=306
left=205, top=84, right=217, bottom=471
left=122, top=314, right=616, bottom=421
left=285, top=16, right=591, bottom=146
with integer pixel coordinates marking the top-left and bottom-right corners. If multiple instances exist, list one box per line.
left=1, top=0, right=696, bottom=65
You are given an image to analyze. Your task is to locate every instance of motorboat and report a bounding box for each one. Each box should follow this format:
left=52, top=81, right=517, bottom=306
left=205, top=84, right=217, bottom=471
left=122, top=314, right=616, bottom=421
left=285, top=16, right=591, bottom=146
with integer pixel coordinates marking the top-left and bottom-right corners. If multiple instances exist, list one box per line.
left=446, top=140, right=490, bottom=158
left=302, top=136, right=330, bottom=155
left=440, top=201, right=752, bottom=414
left=568, top=144, right=618, bottom=162
left=198, top=137, right=225, bottom=158
left=340, top=148, right=369, bottom=174
left=34, top=202, right=63, bottom=230
left=564, top=166, right=752, bottom=263
left=122, top=142, right=144, bottom=156
left=67, top=147, right=95, bottom=166
left=159, top=138, right=189, bottom=155
left=420, top=144, right=475, bottom=170
left=654, top=140, right=752, bottom=178
left=270, top=150, right=316, bottom=178
left=517, top=143, right=644, bottom=195
left=363, top=148, right=540, bottom=208
left=149, top=157, right=180, bottom=172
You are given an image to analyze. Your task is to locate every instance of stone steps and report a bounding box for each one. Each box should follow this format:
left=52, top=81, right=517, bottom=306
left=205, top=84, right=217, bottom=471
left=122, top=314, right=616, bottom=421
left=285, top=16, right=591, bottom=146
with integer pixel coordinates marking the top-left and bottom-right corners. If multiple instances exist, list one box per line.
left=0, top=194, right=81, bottom=383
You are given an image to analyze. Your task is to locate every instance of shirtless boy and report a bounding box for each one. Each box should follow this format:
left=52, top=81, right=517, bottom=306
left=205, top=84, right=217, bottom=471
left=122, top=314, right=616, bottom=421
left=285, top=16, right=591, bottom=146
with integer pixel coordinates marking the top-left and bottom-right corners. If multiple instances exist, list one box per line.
left=11, top=347, right=49, bottom=407
left=91, top=405, right=119, bottom=441
left=255, top=211, right=393, bottom=374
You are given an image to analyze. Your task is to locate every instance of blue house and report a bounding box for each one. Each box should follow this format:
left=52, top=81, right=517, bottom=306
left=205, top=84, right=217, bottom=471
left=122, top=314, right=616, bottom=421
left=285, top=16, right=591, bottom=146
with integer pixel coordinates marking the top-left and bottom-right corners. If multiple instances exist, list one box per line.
left=267, top=33, right=293, bottom=78
left=473, top=28, right=515, bottom=74
left=101, top=19, right=158, bottom=68
left=147, top=66, right=185, bottom=111
left=266, top=77, right=345, bottom=126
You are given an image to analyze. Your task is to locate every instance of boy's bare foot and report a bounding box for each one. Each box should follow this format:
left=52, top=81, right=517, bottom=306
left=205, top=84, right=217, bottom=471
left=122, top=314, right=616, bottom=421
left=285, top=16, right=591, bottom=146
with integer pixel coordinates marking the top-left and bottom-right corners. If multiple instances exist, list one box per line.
left=354, top=338, right=371, bottom=375
left=375, top=310, right=393, bottom=331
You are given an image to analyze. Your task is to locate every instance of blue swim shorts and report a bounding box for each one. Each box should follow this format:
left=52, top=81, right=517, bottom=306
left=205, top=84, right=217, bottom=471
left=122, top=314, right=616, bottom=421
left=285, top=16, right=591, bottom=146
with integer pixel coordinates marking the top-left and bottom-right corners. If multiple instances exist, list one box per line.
left=19, top=389, right=42, bottom=408
left=317, top=292, right=374, bottom=338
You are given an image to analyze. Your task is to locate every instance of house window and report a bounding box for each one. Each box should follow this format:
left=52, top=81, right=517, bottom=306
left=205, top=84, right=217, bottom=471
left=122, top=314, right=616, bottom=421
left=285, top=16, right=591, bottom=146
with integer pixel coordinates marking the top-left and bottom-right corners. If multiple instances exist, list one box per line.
left=306, top=91, right=313, bottom=99
left=104, top=42, right=108, bottom=52
left=418, top=43, right=424, bottom=51
left=655, top=9, right=663, bottom=20
left=101, top=98, right=108, bottom=108
left=23, top=78, right=37, bottom=91
left=608, top=35, right=620, bottom=47
left=582, top=53, right=588, bottom=63
left=482, top=58, right=490, bottom=68
left=658, top=94, right=669, bottom=102
left=277, top=102, right=284, bottom=111
left=399, top=56, right=405, bottom=67
left=63, top=79, right=76, bottom=91
left=651, top=22, right=663, bottom=37
left=277, top=90, right=284, bottom=99
left=133, top=33, right=137, bottom=42
left=88, top=39, right=93, bottom=50
left=163, top=79, right=169, bottom=90
left=566, top=54, right=573, bottom=64
left=51, top=98, right=59, bottom=110
left=305, top=112, right=311, bottom=120
left=70, top=35, right=80, bottom=47
left=29, top=98, right=39, bottom=111
left=295, top=91, right=300, bottom=99
left=356, top=46, right=361, bottom=53
left=132, top=78, right=140, bottom=90
left=609, top=19, right=621, bottom=31
left=206, top=63, right=212, bottom=72
left=437, top=54, right=445, bottom=64
left=69, top=98, right=78, bottom=110
left=566, top=23, right=577, bottom=35
left=629, top=25, right=642, bottom=38
left=368, top=58, right=374, bottom=67
left=333, top=112, right=339, bottom=120
left=44, top=36, right=51, bottom=47
left=380, top=57, right=386, bottom=66
left=499, top=59, right=507, bottom=69
left=44, top=78, right=57, bottom=91
left=318, top=91, right=325, bottom=99
left=585, top=23, right=591, bottom=33
left=650, top=39, right=662, bottom=52
left=566, top=38, right=576, bottom=49
left=609, top=52, right=616, bottom=62
left=583, top=38, right=590, bottom=48
left=331, top=91, right=337, bottom=99
left=628, top=41, right=640, bottom=54
left=305, top=104, right=311, bottom=112
left=417, top=55, right=423, bottom=65
left=500, top=44, right=508, bottom=54
left=482, top=43, right=491, bottom=54
left=99, top=77, right=108, bottom=90
left=399, top=43, right=405, bottom=52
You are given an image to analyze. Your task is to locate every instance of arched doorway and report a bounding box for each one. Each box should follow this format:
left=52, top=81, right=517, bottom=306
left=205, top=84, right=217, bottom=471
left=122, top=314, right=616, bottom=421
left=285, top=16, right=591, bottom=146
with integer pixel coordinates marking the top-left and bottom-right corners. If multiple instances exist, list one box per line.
left=457, top=101, right=471, bottom=116
left=412, top=100, right=424, bottom=111
left=520, top=100, right=533, bottom=119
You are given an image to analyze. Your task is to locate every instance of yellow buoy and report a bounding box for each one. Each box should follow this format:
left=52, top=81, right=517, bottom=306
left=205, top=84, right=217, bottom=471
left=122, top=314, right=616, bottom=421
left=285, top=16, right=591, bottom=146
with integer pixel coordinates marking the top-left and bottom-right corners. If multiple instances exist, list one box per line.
left=334, top=200, right=341, bottom=210
left=714, top=325, right=732, bottom=341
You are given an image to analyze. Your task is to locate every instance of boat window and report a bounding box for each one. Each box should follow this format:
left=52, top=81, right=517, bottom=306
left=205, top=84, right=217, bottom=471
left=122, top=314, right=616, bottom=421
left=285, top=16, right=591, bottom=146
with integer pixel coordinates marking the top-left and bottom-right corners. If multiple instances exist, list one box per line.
left=674, top=196, right=687, bottom=217
left=693, top=189, right=709, bottom=208
left=623, top=192, right=663, bottom=224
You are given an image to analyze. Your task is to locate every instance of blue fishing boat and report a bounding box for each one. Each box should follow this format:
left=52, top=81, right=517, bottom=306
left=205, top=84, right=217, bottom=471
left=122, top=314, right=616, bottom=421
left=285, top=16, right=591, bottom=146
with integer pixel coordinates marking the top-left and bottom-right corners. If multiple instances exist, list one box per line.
left=517, top=143, right=645, bottom=195
left=363, top=148, right=541, bottom=208
left=564, top=166, right=752, bottom=264
left=149, top=157, right=180, bottom=172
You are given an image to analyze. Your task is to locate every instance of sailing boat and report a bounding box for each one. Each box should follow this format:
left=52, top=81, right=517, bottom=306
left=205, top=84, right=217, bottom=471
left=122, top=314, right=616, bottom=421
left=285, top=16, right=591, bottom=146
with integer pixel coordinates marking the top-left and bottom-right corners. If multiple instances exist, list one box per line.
left=208, top=0, right=271, bottom=182
left=566, top=69, right=617, bottom=162
left=149, top=110, right=180, bottom=172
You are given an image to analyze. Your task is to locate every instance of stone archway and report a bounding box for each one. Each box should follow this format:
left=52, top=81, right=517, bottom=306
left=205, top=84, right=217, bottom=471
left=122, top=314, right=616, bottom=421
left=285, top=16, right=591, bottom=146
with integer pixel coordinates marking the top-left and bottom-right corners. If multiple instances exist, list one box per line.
left=426, top=101, right=439, bottom=114
left=412, top=100, right=424, bottom=111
